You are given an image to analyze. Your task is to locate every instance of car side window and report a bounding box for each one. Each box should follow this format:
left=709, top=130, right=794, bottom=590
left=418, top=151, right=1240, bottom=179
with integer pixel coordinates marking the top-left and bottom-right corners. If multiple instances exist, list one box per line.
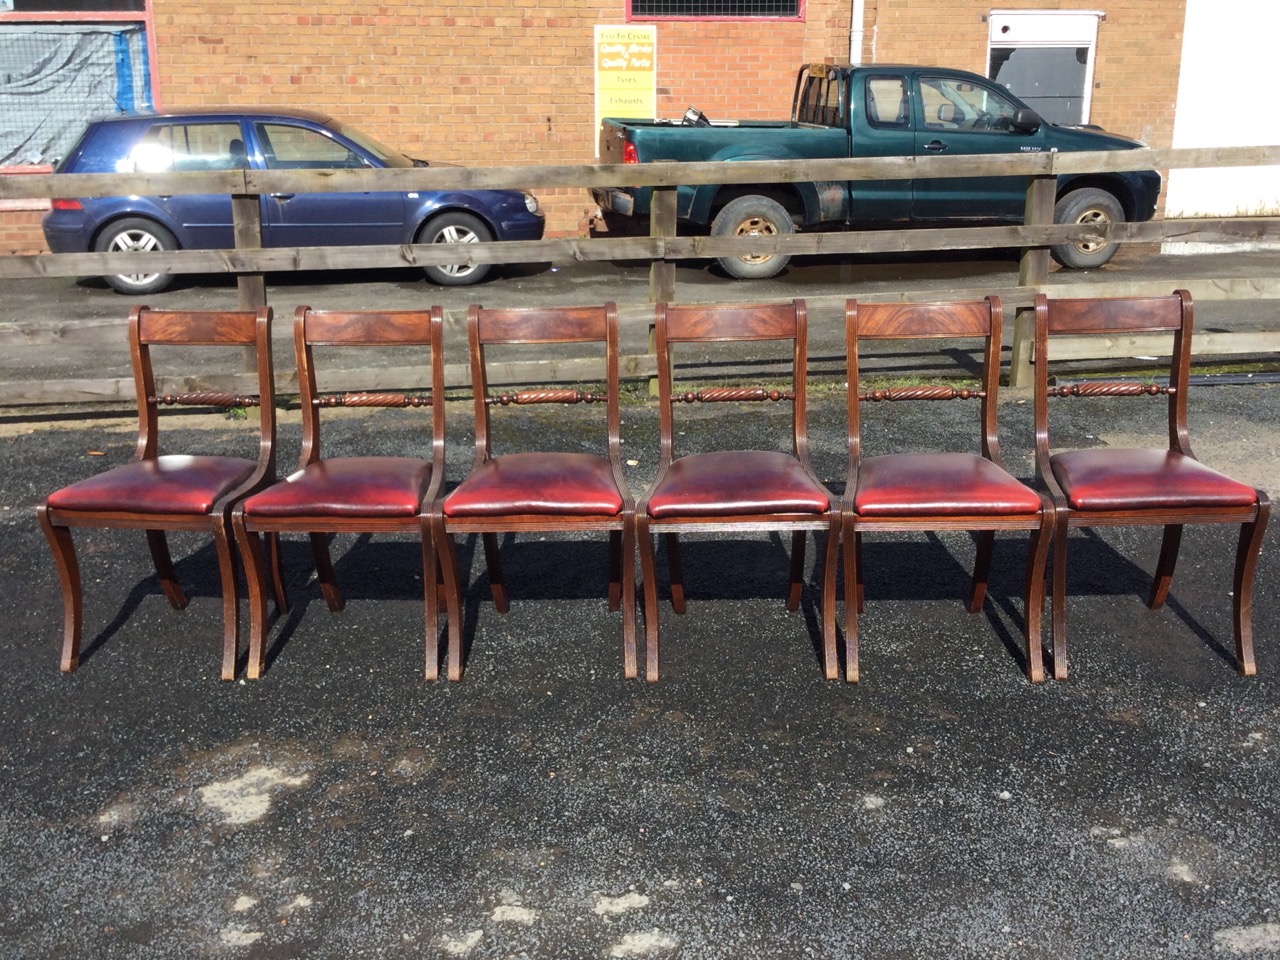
left=865, top=76, right=909, bottom=129
left=125, top=122, right=245, bottom=172
left=921, top=77, right=1020, bottom=133
left=255, top=123, right=367, bottom=169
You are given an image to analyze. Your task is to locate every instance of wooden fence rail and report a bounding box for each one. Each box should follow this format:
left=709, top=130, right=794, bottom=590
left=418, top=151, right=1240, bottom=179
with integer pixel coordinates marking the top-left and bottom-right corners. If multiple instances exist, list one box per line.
left=2, top=143, right=1279, bottom=402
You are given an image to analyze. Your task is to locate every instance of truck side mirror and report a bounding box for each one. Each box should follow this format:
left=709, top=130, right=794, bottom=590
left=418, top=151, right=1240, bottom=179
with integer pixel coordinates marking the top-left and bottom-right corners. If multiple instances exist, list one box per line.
left=1010, top=108, right=1042, bottom=134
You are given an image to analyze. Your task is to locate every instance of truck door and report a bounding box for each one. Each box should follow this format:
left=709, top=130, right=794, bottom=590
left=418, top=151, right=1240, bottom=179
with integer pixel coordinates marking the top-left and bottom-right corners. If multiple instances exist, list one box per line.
left=846, top=73, right=914, bottom=222
left=910, top=74, right=1046, bottom=221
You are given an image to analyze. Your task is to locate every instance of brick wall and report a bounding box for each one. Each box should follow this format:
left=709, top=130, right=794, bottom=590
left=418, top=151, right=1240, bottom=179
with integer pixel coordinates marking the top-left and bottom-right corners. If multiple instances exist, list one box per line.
left=2, top=0, right=1181, bottom=252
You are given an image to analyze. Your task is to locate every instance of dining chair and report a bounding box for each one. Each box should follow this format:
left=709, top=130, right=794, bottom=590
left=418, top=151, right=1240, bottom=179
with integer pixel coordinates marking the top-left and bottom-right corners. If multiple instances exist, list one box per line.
left=1034, top=290, right=1270, bottom=678
left=37, top=306, right=276, bottom=680
left=432, top=303, right=636, bottom=680
left=232, top=306, right=447, bottom=679
left=842, top=297, right=1053, bottom=682
left=637, top=299, right=839, bottom=681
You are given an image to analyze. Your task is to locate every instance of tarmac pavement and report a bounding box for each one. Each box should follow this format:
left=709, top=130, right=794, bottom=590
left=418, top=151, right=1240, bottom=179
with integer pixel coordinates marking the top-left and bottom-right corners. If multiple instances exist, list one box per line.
left=0, top=366, right=1278, bottom=957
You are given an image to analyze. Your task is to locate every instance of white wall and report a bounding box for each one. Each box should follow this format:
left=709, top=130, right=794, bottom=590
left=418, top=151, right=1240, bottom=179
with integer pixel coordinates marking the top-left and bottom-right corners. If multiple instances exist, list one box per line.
left=1164, top=0, right=1280, bottom=251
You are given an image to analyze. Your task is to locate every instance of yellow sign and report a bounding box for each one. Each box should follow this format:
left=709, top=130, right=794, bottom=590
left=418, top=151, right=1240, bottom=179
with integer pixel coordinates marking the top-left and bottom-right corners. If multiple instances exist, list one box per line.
left=594, top=25, right=657, bottom=156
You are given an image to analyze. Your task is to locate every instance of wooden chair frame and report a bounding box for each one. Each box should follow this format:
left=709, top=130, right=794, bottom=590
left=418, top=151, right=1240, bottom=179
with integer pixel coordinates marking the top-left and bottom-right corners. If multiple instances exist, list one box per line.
left=232, top=306, right=448, bottom=679
left=637, top=300, right=839, bottom=682
left=842, top=297, right=1054, bottom=682
left=37, top=306, right=276, bottom=680
left=432, top=303, right=636, bottom=680
left=1034, top=290, right=1271, bottom=679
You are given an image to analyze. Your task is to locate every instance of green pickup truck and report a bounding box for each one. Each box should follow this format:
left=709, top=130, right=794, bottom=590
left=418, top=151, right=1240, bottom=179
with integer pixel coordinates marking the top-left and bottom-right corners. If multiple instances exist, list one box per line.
left=594, top=63, right=1162, bottom=279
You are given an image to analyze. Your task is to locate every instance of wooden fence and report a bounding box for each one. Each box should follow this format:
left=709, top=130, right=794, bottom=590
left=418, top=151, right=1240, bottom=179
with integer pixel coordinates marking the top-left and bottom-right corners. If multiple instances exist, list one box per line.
left=2, top=144, right=1280, bottom=403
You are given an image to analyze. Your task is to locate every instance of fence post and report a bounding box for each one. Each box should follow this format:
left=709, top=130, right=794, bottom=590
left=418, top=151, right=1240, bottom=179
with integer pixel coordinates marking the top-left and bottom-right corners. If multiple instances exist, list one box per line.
left=232, top=194, right=267, bottom=372
left=1008, top=173, right=1055, bottom=388
left=648, top=185, right=677, bottom=304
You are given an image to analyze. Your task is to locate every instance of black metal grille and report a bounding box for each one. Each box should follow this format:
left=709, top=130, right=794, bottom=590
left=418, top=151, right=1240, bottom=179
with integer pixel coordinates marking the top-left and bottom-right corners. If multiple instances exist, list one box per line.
left=631, top=0, right=799, bottom=17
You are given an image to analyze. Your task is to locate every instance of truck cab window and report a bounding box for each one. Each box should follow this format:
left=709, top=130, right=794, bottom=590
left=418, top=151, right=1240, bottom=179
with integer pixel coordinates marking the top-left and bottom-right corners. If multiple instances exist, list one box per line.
left=921, top=76, right=1019, bottom=133
left=865, top=77, right=909, bottom=128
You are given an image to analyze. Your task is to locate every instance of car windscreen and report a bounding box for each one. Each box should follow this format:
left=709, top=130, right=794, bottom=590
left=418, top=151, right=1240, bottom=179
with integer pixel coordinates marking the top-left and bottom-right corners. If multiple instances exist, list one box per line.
left=326, top=119, right=414, bottom=168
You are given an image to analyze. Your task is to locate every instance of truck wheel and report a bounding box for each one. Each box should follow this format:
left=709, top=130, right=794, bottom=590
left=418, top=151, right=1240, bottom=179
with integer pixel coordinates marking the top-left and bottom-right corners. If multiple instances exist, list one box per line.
left=1051, top=188, right=1124, bottom=269
left=418, top=212, right=493, bottom=286
left=710, top=195, right=794, bottom=280
left=94, top=217, right=177, bottom=294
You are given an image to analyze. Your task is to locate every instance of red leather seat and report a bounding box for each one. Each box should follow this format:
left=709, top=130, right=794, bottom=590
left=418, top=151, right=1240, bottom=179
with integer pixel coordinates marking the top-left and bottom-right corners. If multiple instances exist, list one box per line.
left=444, top=452, right=623, bottom=518
left=647, top=450, right=829, bottom=518
left=243, top=457, right=430, bottom=519
left=1050, top=448, right=1259, bottom=511
left=855, top=453, right=1043, bottom=517
left=46, top=455, right=256, bottom=515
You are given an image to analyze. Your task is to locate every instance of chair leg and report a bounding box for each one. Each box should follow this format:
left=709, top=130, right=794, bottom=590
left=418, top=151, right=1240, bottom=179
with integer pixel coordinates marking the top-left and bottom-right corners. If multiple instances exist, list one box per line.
left=664, top=532, right=685, bottom=614
left=1147, top=523, right=1183, bottom=609
left=234, top=517, right=270, bottom=681
left=842, top=515, right=861, bottom=683
left=266, top=532, right=289, bottom=615
left=145, top=529, right=189, bottom=610
left=968, top=529, right=994, bottom=614
left=309, top=532, right=344, bottom=612
left=434, top=524, right=465, bottom=681
left=608, top=529, right=622, bottom=612
left=1050, top=515, right=1070, bottom=681
left=621, top=521, right=638, bottom=680
left=37, top=506, right=83, bottom=673
left=1023, top=512, right=1053, bottom=684
left=787, top=530, right=806, bottom=612
left=420, top=523, right=440, bottom=681
left=211, top=516, right=240, bottom=682
left=481, top=532, right=509, bottom=614
left=854, top=531, right=865, bottom=614
left=821, top=522, right=840, bottom=680
left=1233, top=497, right=1271, bottom=677
left=638, top=516, right=661, bottom=682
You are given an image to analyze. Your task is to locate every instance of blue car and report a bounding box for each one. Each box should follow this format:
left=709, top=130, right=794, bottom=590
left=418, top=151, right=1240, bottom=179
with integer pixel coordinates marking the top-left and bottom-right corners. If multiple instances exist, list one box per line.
left=42, top=107, right=546, bottom=293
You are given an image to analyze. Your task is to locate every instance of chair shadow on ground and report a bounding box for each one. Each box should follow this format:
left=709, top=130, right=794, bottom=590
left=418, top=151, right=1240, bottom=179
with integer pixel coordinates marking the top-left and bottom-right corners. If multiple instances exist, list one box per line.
left=848, top=527, right=1238, bottom=678
left=256, top=533, right=477, bottom=677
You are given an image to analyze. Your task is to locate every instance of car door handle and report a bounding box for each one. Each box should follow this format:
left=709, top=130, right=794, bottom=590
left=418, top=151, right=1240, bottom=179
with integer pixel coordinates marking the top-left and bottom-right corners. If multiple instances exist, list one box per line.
left=270, top=193, right=295, bottom=201
left=923, top=140, right=948, bottom=151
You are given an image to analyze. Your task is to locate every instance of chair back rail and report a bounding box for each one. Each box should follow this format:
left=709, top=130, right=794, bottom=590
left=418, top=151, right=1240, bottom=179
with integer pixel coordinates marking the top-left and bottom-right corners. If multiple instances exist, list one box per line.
left=1033, top=290, right=1193, bottom=471
left=294, top=305, right=445, bottom=468
left=846, top=297, right=1003, bottom=469
left=467, top=302, right=621, bottom=467
left=655, top=300, right=810, bottom=468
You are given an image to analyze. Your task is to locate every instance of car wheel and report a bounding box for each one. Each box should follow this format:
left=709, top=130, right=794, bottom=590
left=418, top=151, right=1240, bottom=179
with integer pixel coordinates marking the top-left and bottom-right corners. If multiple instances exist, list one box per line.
left=1051, top=188, right=1125, bottom=269
left=710, top=195, right=794, bottom=280
left=418, top=212, right=494, bottom=286
left=93, top=217, right=178, bottom=294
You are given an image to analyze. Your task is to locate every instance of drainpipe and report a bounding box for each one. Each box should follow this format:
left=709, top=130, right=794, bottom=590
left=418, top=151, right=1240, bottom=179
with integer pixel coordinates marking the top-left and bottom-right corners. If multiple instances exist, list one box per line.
left=849, top=0, right=866, bottom=64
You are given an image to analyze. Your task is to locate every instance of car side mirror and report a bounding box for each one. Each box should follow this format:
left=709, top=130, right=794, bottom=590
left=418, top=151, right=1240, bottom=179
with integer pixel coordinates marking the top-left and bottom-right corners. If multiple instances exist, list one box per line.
left=1010, top=108, right=1041, bottom=134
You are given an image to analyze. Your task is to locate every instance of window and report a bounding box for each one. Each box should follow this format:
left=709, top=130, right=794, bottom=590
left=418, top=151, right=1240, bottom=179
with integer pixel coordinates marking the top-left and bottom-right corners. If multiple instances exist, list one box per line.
left=125, top=123, right=244, bottom=172
left=255, top=124, right=367, bottom=170
left=795, top=66, right=841, bottom=126
left=629, top=0, right=800, bottom=20
left=1, top=3, right=153, bottom=167
left=920, top=76, right=1020, bottom=133
left=864, top=76, right=908, bottom=128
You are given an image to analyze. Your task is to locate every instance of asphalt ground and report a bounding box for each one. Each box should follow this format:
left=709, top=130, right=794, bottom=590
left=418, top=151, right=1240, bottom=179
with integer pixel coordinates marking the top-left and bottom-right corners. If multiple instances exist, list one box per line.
left=1, top=247, right=1279, bottom=958
left=0, top=370, right=1278, bottom=958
